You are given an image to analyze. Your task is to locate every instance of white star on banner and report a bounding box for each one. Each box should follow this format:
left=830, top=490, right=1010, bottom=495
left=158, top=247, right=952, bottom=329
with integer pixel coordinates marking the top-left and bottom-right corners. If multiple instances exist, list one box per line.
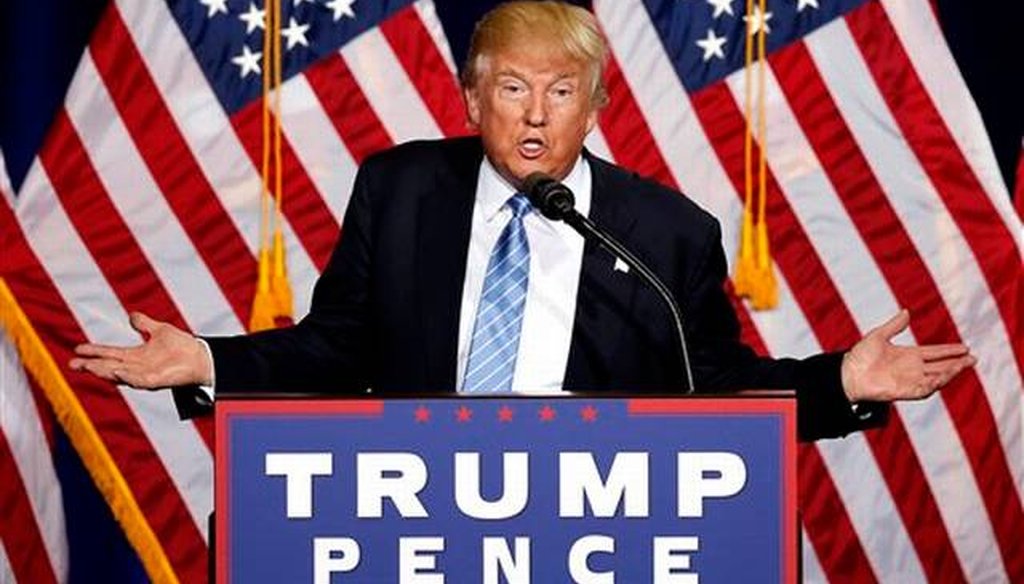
left=796, top=0, right=819, bottom=11
left=238, top=2, right=266, bottom=35
left=198, top=0, right=228, bottom=18
left=743, top=5, right=773, bottom=35
left=696, top=28, right=727, bottom=61
left=231, top=45, right=262, bottom=78
left=325, top=0, right=357, bottom=21
left=706, top=0, right=735, bottom=18
left=281, top=17, right=311, bottom=50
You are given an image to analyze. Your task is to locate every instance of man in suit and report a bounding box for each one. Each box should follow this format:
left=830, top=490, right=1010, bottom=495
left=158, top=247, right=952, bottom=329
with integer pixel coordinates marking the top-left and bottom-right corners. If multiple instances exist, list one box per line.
left=70, top=1, right=975, bottom=441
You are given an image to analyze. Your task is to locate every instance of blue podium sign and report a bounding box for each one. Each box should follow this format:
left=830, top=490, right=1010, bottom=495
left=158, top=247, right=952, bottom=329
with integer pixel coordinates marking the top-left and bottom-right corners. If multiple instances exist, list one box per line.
left=216, top=396, right=796, bottom=583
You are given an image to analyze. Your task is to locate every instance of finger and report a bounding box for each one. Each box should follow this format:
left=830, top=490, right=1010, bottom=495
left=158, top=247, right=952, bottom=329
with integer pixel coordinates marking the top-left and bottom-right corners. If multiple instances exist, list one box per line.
left=74, top=359, right=124, bottom=382
left=873, top=308, right=910, bottom=340
left=923, top=355, right=976, bottom=376
left=73, top=343, right=129, bottom=360
left=919, top=343, right=970, bottom=361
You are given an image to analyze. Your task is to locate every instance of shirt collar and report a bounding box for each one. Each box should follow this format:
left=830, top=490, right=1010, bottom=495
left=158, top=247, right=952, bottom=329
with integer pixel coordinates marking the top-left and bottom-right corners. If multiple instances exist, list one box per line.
left=477, top=155, right=589, bottom=222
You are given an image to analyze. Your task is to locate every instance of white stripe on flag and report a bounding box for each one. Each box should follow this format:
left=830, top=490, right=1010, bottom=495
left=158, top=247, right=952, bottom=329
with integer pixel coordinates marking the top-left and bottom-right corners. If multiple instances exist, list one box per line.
left=341, top=27, right=444, bottom=143
left=801, top=529, right=828, bottom=584
left=279, top=76, right=359, bottom=225
left=0, top=149, right=12, bottom=206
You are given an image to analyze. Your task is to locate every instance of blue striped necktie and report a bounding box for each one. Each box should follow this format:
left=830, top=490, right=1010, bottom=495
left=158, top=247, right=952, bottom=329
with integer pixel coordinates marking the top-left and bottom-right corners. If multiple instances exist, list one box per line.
left=462, top=193, right=532, bottom=393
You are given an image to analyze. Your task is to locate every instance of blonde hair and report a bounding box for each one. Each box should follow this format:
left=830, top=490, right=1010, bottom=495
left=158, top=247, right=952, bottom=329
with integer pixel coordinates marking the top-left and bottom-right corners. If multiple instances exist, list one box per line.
left=461, top=1, right=610, bottom=108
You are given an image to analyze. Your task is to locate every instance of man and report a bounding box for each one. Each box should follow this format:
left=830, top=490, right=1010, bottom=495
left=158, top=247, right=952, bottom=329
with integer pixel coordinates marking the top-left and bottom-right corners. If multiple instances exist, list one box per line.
left=70, top=1, right=974, bottom=441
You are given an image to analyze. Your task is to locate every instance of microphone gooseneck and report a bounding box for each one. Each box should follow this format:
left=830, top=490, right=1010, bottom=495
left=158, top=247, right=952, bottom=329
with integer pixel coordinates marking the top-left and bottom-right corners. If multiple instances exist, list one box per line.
left=522, top=172, right=696, bottom=394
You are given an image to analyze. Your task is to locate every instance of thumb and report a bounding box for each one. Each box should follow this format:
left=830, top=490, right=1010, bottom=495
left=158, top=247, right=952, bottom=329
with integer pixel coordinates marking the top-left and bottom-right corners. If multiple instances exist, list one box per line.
left=873, top=308, right=910, bottom=341
left=129, top=312, right=160, bottom=337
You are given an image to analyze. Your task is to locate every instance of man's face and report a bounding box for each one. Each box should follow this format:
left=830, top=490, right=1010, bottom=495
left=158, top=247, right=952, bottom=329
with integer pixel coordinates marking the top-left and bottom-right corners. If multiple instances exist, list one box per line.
left=464, top=44, right=598, bottom=188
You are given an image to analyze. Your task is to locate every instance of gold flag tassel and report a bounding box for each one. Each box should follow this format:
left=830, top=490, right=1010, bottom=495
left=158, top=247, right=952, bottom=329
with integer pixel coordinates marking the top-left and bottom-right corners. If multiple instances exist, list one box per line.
left=733, top=0, right=777, bottom=310
left=249, top=0, right=293, bottom=331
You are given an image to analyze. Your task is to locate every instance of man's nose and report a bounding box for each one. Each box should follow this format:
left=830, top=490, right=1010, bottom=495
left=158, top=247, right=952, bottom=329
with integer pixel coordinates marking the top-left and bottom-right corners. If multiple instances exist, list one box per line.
left=524, top=93, right=548, bottom=126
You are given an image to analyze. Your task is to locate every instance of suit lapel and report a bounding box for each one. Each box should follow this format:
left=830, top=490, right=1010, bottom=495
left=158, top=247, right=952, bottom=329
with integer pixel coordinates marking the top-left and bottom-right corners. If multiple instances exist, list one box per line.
left=416, top=139, right=483, bottom=389
left=564, top=155, right=642, bottom=387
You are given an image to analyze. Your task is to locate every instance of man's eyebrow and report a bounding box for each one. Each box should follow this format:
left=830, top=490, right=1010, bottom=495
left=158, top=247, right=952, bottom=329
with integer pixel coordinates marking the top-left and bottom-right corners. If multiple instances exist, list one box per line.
left=493, top=68, right=581, bottom=83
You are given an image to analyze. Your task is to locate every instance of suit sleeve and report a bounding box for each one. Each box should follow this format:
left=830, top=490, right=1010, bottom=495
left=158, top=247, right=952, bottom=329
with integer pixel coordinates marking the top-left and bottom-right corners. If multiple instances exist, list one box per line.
left=683, top=219, right=888, bottom=441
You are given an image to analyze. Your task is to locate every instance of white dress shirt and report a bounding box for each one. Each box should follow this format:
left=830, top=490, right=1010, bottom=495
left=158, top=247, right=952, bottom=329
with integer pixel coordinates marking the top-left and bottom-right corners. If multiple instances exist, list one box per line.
left=455, top=156, right=591, bottom=393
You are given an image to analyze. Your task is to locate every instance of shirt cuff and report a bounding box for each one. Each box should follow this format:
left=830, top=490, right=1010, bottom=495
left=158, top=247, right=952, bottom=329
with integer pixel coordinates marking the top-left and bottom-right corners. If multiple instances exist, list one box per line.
left=196, top=337, right=216, bottom=402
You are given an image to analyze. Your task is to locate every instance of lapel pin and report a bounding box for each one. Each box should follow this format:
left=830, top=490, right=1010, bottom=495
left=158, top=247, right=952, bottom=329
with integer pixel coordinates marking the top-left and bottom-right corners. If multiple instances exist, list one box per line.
left=614, top=257, right=630, bottom=274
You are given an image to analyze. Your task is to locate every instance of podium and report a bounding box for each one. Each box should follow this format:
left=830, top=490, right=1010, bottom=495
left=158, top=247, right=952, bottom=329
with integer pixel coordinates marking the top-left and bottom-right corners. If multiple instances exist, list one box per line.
left=216, top=394, right=796, bottom=583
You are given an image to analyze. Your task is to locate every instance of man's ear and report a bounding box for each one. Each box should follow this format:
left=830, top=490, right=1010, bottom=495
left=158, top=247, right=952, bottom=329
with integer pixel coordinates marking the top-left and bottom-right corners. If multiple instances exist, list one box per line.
left=464, top=86, right=481, bottom=129
left=585, top=107, right=598, bottom=135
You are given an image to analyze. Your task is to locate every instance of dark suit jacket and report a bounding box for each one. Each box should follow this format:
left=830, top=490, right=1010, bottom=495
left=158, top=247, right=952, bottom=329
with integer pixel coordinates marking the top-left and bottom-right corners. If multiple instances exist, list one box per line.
left=198, top=137, right=885, bottom=440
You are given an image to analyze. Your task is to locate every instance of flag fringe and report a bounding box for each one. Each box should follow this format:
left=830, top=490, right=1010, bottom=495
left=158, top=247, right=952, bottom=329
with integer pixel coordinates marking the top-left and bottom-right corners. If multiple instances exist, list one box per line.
left=0, top=278, right=179, bottom=584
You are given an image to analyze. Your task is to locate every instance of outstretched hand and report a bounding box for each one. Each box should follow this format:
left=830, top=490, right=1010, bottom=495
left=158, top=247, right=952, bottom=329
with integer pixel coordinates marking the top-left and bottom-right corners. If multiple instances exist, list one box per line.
left=841, top=309, right=975, bottom=403
left=69, top=312, right=212, bottom=389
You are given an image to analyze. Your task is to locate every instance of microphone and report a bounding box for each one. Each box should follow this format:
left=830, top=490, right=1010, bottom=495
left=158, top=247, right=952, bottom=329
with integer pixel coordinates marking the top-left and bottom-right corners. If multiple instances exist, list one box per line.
left=522, top=172, right=696, bottom=394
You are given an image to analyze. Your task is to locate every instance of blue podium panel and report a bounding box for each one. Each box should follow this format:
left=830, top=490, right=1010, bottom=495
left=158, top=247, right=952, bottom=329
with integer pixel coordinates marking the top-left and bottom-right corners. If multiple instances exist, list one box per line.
left=216, top=396, right=796, bottom=583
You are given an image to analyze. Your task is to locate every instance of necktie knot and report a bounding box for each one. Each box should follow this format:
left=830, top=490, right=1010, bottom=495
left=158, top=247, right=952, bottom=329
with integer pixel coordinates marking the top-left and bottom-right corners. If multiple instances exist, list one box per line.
left=507, top=193, right=532, bottom=219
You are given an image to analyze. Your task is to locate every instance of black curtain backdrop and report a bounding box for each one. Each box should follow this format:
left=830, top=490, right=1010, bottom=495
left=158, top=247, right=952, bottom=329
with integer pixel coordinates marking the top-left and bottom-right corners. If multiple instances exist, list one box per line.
left=934, top=0, right=1023, bottom=195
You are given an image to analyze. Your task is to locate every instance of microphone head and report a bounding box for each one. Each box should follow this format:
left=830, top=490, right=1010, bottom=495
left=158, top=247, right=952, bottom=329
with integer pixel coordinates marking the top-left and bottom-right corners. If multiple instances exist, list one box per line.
left=523, top=172, right=576, bottom=221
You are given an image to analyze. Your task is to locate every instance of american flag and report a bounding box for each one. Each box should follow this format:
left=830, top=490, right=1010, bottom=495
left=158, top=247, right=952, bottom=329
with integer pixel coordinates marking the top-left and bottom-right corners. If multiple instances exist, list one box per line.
left=0, top=0, right=1021, bottom=582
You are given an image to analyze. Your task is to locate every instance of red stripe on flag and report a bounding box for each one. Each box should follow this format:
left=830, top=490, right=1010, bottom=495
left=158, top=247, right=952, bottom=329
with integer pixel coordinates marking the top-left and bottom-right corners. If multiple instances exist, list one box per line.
left=847, top=2, right=1024, bottom=381
left=89, top=6, right=257, bottom=325
left=379, top=5, right=469, bottom=138
left=598, top=56, right=678, bottom=189
left=689, top=80, right=915, bottom=577
left=229, top=104, right=341, bottom=271
left=770, top=40, right=969, bottom=581
left=0, top=198, right=208, bottom=584
left=28, top=376, right=58, bottom=452
left=38, top=109, right=214, bottom=452
left=303, top=53, right=395, bottom=163
left=0, top=430, right=59, bottom=584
